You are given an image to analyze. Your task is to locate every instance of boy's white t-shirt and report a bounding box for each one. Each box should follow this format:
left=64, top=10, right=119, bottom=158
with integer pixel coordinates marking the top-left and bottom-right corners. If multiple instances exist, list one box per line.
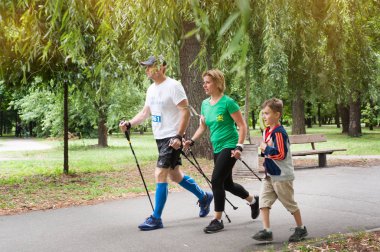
left=145, top=77, right=187, bottom=139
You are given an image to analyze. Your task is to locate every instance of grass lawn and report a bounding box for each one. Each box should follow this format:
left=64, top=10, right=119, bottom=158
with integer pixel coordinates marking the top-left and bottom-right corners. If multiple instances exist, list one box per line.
left=0, top=132, right=214, bottom=214
left=0, top=133, right=158, bottom=177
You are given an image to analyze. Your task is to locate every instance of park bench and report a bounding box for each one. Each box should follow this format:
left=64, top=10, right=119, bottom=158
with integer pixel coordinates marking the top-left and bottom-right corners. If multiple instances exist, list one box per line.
left=250, top=134, right=347, bottom=167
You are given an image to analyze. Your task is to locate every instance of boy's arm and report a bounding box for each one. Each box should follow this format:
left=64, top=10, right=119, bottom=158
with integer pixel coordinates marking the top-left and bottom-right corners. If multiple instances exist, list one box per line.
left=263, top=132, right=287, bottom=160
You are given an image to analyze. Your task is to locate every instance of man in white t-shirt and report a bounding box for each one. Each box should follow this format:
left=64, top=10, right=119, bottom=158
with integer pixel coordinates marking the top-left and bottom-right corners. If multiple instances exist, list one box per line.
left=119, top=55, right=213, bottom=231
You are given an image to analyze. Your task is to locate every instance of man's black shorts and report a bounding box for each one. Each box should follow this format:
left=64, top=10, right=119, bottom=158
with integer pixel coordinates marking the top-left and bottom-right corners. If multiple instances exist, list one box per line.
left=156, top=137, right=182, bottom=169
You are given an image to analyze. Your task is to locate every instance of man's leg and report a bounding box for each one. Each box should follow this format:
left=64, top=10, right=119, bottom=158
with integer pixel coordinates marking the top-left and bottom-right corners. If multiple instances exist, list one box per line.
left=138, top=167, right=168, bottom=231
left=170, top=167, right=213, bottom=217
left=152, top=167, right=169, bottom=219
left=170, top=167, right=205, bottom=199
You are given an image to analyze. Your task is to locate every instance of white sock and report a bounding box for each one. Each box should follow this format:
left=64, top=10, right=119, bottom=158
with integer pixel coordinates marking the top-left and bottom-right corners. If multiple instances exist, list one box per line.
left=250, top=197, right=256, bottom=205
left=264, top=228, right=271, bottom=232
left=298, top=225, right=305, bottom=229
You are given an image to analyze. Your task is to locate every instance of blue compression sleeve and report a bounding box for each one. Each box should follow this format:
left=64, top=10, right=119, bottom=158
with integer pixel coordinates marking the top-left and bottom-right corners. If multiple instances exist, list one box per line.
left=152, top=183, right=168, bottom=219
left=179, top=175, right=205, bottom=200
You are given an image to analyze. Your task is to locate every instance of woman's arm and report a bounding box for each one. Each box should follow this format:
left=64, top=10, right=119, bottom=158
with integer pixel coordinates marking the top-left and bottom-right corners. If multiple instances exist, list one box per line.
left=230, top=110, right=247, bottom=159
left=230, top=110, right=247, bottom=145
left=183, top=115, right=207, bottom=149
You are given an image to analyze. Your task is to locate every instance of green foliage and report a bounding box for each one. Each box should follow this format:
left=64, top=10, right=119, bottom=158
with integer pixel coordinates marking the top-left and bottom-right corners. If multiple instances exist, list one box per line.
left=362, top=102, right=379, bottom=127
left=1, top=0, right=380, bottom=141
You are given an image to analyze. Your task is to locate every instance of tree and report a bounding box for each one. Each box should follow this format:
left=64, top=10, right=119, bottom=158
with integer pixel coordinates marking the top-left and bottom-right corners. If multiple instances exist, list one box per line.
left=1, top=0, right=138, bottom=172
left=126, top=0, right=218, bottom=158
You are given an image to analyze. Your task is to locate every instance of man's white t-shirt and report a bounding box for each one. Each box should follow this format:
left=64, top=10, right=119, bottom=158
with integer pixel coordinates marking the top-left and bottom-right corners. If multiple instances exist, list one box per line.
left=145, top=77, right=187, bottom=139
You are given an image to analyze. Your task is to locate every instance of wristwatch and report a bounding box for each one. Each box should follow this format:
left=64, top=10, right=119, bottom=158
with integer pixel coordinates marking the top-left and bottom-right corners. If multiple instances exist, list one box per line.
left=235, top=143, right=244, bottom=152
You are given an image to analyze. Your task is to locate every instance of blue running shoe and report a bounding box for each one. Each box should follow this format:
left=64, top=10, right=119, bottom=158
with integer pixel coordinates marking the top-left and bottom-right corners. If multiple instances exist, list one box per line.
left=138, top=215, right=164, bottom=231
left=198, top=192, right=213, bottom=217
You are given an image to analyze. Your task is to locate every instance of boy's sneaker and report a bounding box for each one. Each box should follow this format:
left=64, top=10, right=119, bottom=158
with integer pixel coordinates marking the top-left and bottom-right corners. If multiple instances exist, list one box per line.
left=198, top=192, right=213, bottom=217
left=203, top=219, right=224, bottom=233
left=252, top=229, right=273, bottom=242
left=138, top=215, right=163, bottom=231
left=289, top=226, right=308, bottom=242
left=250, top=196, right=260, bottom=219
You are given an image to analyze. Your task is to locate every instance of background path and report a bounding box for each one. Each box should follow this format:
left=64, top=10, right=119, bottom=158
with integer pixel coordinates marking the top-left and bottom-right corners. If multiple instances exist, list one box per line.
left=0, top=137, right=54, bottom=160
left=0, top=137, right=53, bottom=152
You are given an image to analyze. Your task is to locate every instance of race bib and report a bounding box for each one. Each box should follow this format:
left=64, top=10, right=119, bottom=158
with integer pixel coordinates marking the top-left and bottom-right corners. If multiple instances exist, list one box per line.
left=151, top=113, right=162, bottom=130
left=152, top=115, right=162, bottom=123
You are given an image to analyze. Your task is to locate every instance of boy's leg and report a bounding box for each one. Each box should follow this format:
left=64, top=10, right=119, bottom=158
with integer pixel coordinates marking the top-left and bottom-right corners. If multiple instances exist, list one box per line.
left=288, top=209, right=308, bottom=242
left=252, top=178, right=276, bottom=241
left=252, top=207, right=273, bottom=241
left=272, top=180, right=308, bottom=242
left=293, top=209, right=303, bottom=227
left=261, top=207, right=270, bottom=229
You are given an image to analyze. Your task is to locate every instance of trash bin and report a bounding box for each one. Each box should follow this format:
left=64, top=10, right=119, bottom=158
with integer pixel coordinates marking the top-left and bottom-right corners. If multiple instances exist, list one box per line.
left=233, top=144, right=259, bottom=178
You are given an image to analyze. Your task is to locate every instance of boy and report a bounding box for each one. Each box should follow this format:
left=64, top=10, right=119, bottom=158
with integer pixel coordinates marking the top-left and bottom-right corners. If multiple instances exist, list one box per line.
left=252, top=98, right=308, bottom=242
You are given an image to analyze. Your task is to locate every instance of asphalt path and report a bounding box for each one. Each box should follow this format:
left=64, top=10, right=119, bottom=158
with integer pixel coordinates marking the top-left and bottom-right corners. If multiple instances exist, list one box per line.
left=1, top=166, right=380, bottom=252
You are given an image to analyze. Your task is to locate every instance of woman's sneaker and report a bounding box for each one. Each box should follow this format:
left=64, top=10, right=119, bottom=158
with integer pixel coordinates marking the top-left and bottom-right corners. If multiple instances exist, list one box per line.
left=288, top=226, right=308, bottom=242
left=138, top=215, right=164, bottom=231
left=203, top=219, right=224, bottom=233
left=198, top=192, right=213, bottom=217
left=252, top=229, right=273, bottom=241
left=250, top=196, right=260, bottom=219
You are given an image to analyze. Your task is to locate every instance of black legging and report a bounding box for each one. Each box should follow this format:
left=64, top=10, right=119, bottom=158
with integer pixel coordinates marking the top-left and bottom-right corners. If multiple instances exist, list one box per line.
left=212, top=148, right=250, bottom=212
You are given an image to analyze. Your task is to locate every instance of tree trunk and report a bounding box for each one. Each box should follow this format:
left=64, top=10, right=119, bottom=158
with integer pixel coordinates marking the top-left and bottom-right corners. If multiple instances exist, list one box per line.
left=29, top=121, right=33, bottom=137
left=179, top=21, right=212, bottom=159
left=335, top=104, right=340, bottom=128
left=339, top=104, right=349, bottom=134
left=97, top=107, right=108, bottom=147
left=244, top=66, right=251, bottom=143
left=317, top=102, right=322, bottom=127
left=291, top=94, right=306, bottom=135
left=0, top=110, right=3, bottom=136
left=251, top=110, right=255, bottom=130
left=63, top=79, right=69, bottom=174
left=369, top=99, right=374, bottom=131
left=348, top=97, right=361, bottom=137
left=306, top=102, right=312, bottom=128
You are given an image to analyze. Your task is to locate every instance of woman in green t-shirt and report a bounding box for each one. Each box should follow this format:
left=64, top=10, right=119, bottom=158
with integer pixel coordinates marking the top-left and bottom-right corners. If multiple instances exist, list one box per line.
left=184, top=69, right=260, bottom=233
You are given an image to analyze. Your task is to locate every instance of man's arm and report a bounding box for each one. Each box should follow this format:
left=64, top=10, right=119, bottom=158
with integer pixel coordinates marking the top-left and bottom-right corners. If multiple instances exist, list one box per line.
left=169, top=99, right=190, bottom=150
left=176, top=99, right=190, bottom=136
left=129, top=105, right=151, bottom=126
left=119, top=105, right=151, bottom=132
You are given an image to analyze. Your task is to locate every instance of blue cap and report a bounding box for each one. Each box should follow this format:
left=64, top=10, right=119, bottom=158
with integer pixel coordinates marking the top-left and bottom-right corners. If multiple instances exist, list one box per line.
left=140, top=55, right=166, bottom=66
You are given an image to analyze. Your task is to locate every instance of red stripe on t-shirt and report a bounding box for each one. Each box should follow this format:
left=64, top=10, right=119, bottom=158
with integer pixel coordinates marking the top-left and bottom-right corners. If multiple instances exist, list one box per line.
left=268, top=132, right=285, bottom=160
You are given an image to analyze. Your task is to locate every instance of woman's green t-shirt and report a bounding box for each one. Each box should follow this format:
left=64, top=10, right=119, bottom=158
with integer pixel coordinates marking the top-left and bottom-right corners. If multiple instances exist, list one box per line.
left=201, top=95, right=240, bottom=154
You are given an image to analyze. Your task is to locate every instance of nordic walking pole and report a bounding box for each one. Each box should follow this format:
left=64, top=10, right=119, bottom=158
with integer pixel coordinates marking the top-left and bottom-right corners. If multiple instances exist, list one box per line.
left=189, top=150, right=238, bottom=210
left=124, top=128, right=154, bottom=211
left=238, top=158, right=263, bottom=182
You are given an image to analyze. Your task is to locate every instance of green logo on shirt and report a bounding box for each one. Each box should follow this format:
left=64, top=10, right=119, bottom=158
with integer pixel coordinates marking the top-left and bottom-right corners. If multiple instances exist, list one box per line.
left=216, top=115, right=224, bottom=122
